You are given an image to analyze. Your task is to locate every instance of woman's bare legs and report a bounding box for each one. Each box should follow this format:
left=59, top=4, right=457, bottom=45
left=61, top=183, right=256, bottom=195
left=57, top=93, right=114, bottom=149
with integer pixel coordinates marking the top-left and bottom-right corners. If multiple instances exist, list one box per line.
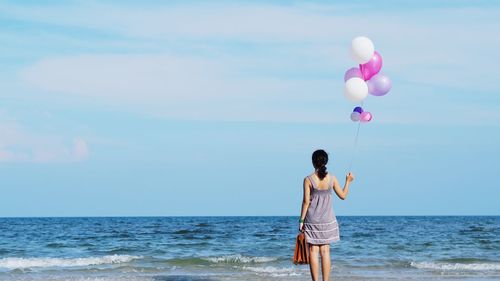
left=308, top=243, right=320, bottom=281
left=319, top=244, right=331, bottom=281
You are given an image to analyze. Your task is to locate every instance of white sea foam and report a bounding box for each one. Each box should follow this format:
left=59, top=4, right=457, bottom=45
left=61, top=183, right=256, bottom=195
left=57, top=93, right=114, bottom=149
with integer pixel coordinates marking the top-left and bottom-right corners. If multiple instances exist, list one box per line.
left=203, top=254, right=278, bottom=263
left=1, top=277, right=153, bottom=281
left=0, top=255, right=142, bottom=269
left=242, top=265, right=302, bottom=277
left=14, top=275, right=155, bottom=281
left=410, top=261, right=500, bottom=271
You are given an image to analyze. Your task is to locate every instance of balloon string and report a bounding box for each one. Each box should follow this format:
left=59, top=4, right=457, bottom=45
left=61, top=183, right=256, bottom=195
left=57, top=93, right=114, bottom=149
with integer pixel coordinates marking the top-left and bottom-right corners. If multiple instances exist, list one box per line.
left=348, top=101, right=364, bottom=172
left=348, top=121, right=361, bottom=172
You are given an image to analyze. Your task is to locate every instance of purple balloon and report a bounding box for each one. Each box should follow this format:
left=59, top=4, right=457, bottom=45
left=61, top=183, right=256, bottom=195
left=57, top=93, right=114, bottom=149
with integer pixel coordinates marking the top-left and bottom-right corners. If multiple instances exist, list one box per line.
left=344, top=67, right=363, bottom=82
left=353, top=106, right=363, bottom=113
left=359, top=51, right=382, bottom=81
left=367, top=73, right=392, bottom=96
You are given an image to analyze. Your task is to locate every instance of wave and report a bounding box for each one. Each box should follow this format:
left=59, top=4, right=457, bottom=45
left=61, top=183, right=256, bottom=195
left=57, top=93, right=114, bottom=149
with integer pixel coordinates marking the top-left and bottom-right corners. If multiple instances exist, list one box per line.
left=410, top=261, right=500, bottom=271
left=202, top=254, right=278, bottom=263
left=164, top=254, right=278, bottom=266
left=172, top=229, right=191, bottom=235
left=0, top=255, right=142, bottom=269
left=46, top=242, right=68, bottom=248
left=241, top=266, right=302, bottom=277
left=0, top=277, right=153, bottom=281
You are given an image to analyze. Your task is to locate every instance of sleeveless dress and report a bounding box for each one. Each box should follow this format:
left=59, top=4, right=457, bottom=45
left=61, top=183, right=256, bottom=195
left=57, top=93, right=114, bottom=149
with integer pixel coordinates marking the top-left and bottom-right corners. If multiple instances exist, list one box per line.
left=303, top=173, right=340, bottom=245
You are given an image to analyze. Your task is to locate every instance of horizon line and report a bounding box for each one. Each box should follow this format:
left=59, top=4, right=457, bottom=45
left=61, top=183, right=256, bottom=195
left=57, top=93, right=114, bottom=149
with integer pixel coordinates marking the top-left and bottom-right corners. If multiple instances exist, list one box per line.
left=1, top=214, right=498, bottom=219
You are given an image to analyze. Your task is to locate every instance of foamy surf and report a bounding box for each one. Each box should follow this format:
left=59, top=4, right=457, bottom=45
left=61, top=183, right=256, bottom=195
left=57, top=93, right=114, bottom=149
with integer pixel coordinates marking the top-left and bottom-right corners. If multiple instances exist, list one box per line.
left=0, top=255, right=142, bottom=269
left=203, top=254, right=278, bottom=263
left=410, top=261, right=500, bottom=271
left=241, top=265, right=302, bottom=277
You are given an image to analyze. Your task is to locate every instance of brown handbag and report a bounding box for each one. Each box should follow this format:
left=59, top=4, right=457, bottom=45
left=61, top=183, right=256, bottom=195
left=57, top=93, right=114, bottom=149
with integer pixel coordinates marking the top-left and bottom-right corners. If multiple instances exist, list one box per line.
left=293, top=232, right=309, bottom=264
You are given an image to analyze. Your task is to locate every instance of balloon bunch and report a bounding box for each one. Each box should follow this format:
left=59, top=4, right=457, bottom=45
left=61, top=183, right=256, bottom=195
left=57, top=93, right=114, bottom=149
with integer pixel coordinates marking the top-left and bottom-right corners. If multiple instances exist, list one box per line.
left=344, top=36, right=392, bottom=121
left=344, top=36, right=392, bottom=171
left=350, top=106, right=372, bottom=123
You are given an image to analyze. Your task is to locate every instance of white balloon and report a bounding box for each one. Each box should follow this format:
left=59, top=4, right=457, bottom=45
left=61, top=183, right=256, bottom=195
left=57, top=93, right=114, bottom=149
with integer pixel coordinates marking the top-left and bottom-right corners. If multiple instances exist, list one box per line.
left=344, top=77, right=368, bottom=103
left=350, top=36, right=374, bottom=64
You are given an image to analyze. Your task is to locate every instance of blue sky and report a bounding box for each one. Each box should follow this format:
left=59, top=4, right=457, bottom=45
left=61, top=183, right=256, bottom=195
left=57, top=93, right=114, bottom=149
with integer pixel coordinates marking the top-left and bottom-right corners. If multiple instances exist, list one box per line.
left=0, top=0, right=499, bottom=216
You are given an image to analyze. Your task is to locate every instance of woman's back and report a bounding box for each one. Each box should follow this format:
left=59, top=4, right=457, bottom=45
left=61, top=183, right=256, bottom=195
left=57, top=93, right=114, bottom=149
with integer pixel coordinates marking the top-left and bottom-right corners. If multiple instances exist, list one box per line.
left=303, top=172, right=340, bottom=244
left=309, top=173, right=333, bottom=190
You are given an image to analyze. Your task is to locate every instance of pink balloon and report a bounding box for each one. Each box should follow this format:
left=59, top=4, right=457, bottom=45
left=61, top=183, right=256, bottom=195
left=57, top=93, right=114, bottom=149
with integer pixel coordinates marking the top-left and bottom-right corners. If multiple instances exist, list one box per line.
left=360, top=111, right=372, bottom=122
left=359, top=51, right=382, bottom=81
left=344, top=67, right=363, bottom=82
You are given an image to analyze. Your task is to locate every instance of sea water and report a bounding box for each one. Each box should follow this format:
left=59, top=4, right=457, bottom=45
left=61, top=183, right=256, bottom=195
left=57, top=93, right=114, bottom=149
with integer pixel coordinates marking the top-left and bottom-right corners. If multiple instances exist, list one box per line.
left=0, top=216, right=499, bottom=280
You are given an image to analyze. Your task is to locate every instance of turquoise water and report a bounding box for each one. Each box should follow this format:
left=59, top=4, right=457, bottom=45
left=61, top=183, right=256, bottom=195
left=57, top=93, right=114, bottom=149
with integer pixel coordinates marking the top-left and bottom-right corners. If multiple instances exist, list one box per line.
left=0, top=216, right=499, bottom=280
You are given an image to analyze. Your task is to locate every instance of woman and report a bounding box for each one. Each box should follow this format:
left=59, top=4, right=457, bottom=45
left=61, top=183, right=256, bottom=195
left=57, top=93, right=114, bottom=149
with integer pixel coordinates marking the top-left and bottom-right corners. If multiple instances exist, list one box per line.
left=299, top=149, right=354, bottom=281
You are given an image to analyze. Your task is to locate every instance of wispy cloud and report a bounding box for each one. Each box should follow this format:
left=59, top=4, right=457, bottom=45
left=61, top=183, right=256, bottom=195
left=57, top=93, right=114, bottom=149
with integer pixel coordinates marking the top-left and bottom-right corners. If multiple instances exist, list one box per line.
left=4, top=1, right=500, bottom=125
left=0, top=112, right=89, bottom=163
left=20, top=53, right=344, bottom=123
left=72, top=138, right=89, bottom=161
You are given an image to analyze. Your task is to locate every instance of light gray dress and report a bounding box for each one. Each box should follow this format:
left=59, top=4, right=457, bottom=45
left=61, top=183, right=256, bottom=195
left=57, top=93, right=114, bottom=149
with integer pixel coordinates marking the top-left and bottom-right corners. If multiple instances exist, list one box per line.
left=303, top=173, right=340, bottom=245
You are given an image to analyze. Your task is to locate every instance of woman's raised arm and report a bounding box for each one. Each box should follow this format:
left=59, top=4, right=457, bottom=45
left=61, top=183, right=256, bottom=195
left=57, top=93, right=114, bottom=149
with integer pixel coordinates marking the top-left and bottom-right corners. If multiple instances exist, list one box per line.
left=333, top=172, right=354, bottom=200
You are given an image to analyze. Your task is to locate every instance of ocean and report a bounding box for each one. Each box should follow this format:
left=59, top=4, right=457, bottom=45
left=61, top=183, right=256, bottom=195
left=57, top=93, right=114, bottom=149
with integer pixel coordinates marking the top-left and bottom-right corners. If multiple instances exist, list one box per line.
left=0, top=216, right=498, bottom=280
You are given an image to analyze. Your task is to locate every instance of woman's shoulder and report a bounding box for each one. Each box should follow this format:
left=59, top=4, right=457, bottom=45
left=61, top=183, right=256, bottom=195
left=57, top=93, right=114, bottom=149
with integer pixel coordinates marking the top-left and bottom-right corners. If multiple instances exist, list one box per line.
left=328, top=173, right=338, bottom=183
left=303, top=174, right=315, bottom=185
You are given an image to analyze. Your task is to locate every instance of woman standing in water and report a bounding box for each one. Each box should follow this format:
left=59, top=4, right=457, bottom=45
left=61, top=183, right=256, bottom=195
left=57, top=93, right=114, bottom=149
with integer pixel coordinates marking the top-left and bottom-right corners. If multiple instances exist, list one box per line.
left=299, top=149, right=354, bottom=281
